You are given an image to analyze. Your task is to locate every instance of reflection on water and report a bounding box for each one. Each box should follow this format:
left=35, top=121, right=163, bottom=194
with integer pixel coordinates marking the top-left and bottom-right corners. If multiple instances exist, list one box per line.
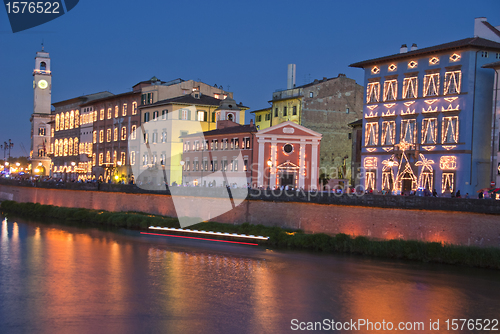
left=1, top=216, right=499, bottom=334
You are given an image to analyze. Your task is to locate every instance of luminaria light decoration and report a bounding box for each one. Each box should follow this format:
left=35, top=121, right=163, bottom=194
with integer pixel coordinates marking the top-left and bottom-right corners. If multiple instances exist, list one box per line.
left=444, top=70, right=462, bottom=95
left=382, top=155, right=398, bottom=191
left=442, top=173, right=455, bottom=193
left=394, top=140, right=418, bottom=192
left=364, top=157, right=378, bottom=168
left=381, top=110, right=396, bottom=117
left=421, top=118, right=438, bottom=144
left=383, top=103, right=396, bottom=109
left=422, top=146, right=435, bottom=151
left=366, top=148, right=377, bottom=152
left=415, top=153, right=435, bottom=190
left=382, top=121, right=396, bottom=145
left=371, top=66, right=380, bottom=74
left=422, top=106, right=438, bottom=113
left=403, top=101, right=415, bottom=107
left=442, top=116, right=459, bottom=143
left=365, top=122, right=379, bottom=146
left=401, top=107, right=415, bottom=116
left=442, top=145, right=457, bottom=151
left=439, top=156, right=457, bottom=170
left=365, top=111, right=378, bottom=118
left=367, top=82, right=380, bottom=103
left=400, top=119, right=417, bottom=143
left=402, top=77, right=418, bottom=99
left=423, top=73, right=440, bottom=97
left=383, top=79, right=398, bottom=101
left=388, top=64, right=397, bottom=71
left=429, top=57, right=439, bottom=65
left=449, top=53, right=461, bottom=62
left=408, top=60, right=418, bottom=69
left=424, top=99, right=438, bottom=105
left=367, top=105, right=378, bottom=111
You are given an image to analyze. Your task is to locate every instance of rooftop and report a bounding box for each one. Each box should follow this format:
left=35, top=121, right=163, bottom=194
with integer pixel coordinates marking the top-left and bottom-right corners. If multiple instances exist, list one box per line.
left=142, top=93, right=248, bottom=109
left=180, top=123, right=258, bottom=138
left=349, top=37, right=500, bottom=68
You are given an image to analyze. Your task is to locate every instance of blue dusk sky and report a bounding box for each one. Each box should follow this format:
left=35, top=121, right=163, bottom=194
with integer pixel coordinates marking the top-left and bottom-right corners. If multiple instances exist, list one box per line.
left=0, top=0, right=499, bottom=158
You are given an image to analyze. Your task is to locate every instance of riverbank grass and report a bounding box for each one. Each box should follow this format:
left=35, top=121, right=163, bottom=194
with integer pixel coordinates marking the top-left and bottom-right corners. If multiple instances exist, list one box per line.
left=1, top=200, right=499, bottom=269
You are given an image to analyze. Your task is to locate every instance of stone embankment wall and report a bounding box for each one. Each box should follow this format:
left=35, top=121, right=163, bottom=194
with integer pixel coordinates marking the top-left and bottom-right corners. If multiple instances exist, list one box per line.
left=1, top=183, right=499, bottom=248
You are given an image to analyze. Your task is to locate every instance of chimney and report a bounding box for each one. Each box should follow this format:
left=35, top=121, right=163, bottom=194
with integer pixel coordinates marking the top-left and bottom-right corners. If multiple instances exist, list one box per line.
left=400, top=44, right=408, bottom=53
left=474, top=17, right=487, bottom=37
left=287, top=64, right=296, bottom=89
left=411, top=43, right=417, bottom=51
left=250, top=119, right=254, bottom=127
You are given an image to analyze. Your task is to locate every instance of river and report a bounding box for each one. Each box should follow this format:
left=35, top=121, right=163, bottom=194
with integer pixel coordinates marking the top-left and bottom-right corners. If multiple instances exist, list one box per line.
left=1, top=215, right=499, bottom=333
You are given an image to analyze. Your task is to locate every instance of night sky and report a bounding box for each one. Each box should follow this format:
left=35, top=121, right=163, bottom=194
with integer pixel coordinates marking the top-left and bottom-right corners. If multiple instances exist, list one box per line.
left=1, top=0, right=499, bottom=157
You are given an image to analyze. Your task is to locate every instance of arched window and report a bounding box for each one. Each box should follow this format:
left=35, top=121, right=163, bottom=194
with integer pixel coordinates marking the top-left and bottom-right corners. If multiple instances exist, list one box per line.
left=65, top=112, right=70, bottom=129
left=40, top=62, right=46, bottom=71
left=114, top=106, right=119, bottom=118
left=114, top=127, right=118, bottom=141
left=227, top=114, right=234, bottom=121
left=63, top=138, right=68, bottom=156
left=144, top=112, right=150, bottom=123
left=54, top=139, right=59, bottom=156
left=68, top=138, right=73, bottom=155
left=69, top=110, right=74, bottom=129
left=121, top=126, right=126, bottom=140
left=59, top=140, right=63, bottom=156
left=93, top=131, right=97, bottom=144
left=99, top=153, right=103, bottom=166
left=55, top=114, right=60, bottom=131
left=153, top=111, right=158, bottom=121
left=59, top=113, right=64, bottom=130
left=74, top=138, right=79, bottom=155
left=106, top=151, right=110, bottom=163
left=92, top=153, right=96, bottom=166
left=75, top=110, right=80, bottom=128
left=113, top=150, right=117, bottom=163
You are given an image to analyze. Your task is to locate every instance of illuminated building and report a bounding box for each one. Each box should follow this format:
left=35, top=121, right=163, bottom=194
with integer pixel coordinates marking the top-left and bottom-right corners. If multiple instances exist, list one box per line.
left=82, top=89, right=141, bottom=182
left=252, top=66, right=364, bottom=182
left=134, top=94, right=247, bottom=187
left=30, top=47, right=53, bottom=176
left=52, top=91, right=113, bottom=180
left=350, top=17, right=500, bottom=195
left=179, top=118, right=322, bottom=191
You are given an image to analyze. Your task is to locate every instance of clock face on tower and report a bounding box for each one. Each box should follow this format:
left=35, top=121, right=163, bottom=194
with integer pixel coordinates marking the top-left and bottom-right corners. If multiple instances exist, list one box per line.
left=38, top=79, right=48, bottom=89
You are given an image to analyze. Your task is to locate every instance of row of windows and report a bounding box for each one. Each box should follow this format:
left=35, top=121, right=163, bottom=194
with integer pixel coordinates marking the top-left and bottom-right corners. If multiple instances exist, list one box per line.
left=55, top=110, right=80, bottom=131
left=99, top=102, right=137, bottom=121
left=94, top=151, right=128, bottom=166
left=365, top=116, right=459, bottom=146
left=143, top=109, right=212, bottom=123
left=365, top=170, right=456, bottom=194
left=181, top=158, right=248, bottom=172
left=53, top=138, right=79, bottom=157
left=93, top=125, right=137, bottom=143
left=142, top=130, right=167, bottom=144
left=183, top=137, right=251, bottom=152
left=256, top=113, right=271, bottom=122
left=367, top=70, right=461, bottom=103
left=273, top=106, right=298, bottom=118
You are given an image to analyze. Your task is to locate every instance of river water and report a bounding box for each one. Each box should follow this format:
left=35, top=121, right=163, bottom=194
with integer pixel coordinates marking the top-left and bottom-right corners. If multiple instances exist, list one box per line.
left=1, top=216, right=499, bottom=334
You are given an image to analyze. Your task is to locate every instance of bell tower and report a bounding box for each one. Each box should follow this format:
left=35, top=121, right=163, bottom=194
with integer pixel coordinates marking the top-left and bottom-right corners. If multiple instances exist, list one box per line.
left=30, top=45, right=53, bottom=176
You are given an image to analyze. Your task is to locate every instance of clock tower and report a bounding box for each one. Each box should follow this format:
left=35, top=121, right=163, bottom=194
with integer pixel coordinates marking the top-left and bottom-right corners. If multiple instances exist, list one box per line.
left=30, top=46, right=53, bottom=176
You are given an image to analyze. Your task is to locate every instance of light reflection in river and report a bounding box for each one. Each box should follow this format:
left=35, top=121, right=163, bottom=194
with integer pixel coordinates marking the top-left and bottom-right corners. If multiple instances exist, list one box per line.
left=0, top=216, right=499, bottom=334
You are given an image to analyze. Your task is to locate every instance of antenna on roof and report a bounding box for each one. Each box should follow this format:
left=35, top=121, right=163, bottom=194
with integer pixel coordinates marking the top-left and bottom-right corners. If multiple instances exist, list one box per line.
left=41, top=39, right=44, bottom=51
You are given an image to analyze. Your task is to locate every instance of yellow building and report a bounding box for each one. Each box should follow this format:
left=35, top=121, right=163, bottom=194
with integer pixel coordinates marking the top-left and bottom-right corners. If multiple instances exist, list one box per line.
left=250, top=107, right=271, bottom=130
left=253, top=73, right=364, bottom=183
left=134, top=92, right=247, bottom=187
